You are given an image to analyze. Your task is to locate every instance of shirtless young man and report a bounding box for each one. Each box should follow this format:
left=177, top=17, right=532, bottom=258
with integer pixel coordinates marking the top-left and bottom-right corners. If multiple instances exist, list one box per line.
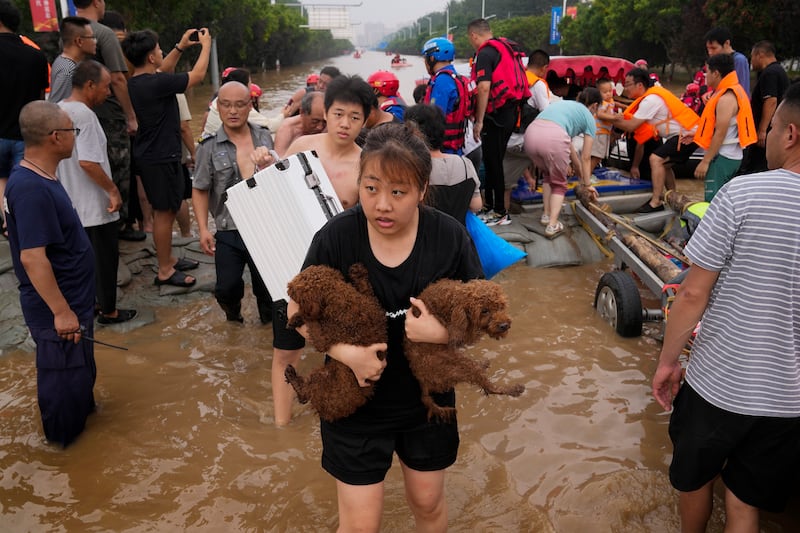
left=274, top=75, right=373, bottom=425
left=284, top=75, right=374, bottom=209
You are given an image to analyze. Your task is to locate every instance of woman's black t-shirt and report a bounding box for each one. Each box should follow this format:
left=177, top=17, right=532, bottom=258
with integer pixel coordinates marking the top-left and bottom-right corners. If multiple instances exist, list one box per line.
left=302, top=204, right=484, bottom=433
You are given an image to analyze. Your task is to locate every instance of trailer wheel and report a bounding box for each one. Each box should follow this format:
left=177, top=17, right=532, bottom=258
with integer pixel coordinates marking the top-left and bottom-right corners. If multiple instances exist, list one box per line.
left=594, top=271, right=643, bottom=337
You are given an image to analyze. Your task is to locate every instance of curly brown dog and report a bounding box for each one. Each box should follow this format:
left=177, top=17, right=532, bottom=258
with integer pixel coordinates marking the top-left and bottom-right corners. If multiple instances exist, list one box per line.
left=405, top=278, right=524, bottom=421
left=284, top=263, right=387, bottom=422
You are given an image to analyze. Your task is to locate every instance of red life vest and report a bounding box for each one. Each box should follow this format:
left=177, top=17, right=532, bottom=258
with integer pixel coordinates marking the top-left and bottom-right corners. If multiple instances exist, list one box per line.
left=472, top=37, right=531, bottom=114
left=424, top=69, right=475, bottom=153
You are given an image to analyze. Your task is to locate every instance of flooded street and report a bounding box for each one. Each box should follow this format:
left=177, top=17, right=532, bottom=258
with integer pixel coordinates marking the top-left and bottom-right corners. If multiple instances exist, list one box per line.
left=2, top=51, right=799, bottom=531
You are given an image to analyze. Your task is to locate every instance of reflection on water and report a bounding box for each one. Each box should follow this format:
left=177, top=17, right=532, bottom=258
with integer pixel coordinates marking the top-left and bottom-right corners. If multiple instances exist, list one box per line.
left=2, top=51, right=798, bottom=531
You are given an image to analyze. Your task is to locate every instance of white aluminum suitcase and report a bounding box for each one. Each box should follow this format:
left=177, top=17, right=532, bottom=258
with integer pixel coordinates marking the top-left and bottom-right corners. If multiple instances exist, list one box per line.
left=224, top=150, right=343, bottom=302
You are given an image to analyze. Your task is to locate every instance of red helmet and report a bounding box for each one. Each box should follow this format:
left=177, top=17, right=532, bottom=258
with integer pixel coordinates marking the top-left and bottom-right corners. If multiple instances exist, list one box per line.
left=367, top=70, right=399, bottom=97
left=250, top=83, right=262, bottom=99
left=306, top=73, right=319, bottom=86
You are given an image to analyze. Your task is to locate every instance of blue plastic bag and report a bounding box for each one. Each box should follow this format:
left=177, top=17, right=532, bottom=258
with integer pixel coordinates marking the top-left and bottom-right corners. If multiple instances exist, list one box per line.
left=465, top=212, right=527, bottom=279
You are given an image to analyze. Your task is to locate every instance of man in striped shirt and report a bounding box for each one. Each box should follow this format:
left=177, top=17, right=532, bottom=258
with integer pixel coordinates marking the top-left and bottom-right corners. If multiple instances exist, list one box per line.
left=653, top=82, right=800, bottom=532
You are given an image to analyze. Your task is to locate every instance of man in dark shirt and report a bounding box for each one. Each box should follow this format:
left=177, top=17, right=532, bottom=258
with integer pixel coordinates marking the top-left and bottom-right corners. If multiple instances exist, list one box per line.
left=740, top=40, right=790, bottom=174
left=4, top=101, right=96, bottom=447
left=0, top=0, right=49, bottom=233
left=122, top=28, right=211, bottom=288
left=468, top=18, right=528, bottom=227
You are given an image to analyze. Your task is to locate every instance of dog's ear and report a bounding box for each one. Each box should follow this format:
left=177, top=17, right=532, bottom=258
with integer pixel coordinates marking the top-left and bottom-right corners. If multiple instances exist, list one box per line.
left=447, top=307, right=469, bottom=348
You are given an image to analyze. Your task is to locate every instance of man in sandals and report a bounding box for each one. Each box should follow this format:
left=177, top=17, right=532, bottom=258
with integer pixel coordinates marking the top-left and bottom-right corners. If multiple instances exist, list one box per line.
left=121, top=28, right=211, bottom=287
left=192, top=81, right=276, bottom=324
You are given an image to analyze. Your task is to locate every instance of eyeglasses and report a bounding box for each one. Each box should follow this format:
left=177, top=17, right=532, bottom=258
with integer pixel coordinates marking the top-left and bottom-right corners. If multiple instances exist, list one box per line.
left=218, top=101, right=251, bottom=110
left=623, top=82, right=636, bottom=88
left=80, top=34, right=97, bottom=40
left=50, top=128, right=81, bottom=137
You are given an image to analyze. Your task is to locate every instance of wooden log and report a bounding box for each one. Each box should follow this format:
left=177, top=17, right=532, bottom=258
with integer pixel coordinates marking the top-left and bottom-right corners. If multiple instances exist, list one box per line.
left=621, top=234, right=682, bottom=283
left=664, top=190, right=698, bottom=214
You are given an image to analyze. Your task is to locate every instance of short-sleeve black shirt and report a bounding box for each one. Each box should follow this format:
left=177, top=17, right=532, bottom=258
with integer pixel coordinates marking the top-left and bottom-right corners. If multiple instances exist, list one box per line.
left=302, top=205, right=484, bottom=433
left=751, top=62, right=790, bottom=127
left=128, top=72, right=189, bottom=164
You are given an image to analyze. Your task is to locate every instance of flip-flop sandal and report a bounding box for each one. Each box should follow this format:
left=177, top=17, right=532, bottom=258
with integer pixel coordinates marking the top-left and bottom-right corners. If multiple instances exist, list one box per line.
left=154, top=271, right=196, bottom=287
left=174, top=257, right=200, bottom=271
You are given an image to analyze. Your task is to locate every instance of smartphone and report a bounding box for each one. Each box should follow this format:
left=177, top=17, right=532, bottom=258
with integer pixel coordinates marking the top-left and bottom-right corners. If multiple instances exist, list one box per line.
left=189, top=30, right=199, bottom=42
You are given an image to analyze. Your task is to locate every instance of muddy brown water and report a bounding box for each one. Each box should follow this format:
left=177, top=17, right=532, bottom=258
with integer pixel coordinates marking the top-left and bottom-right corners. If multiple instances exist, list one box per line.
left=2, top=51, right=798, bottom=531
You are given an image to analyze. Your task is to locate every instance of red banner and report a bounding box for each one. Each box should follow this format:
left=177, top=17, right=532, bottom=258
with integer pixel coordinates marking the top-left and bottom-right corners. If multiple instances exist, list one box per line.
left=29, top=0, right=58, bottom=32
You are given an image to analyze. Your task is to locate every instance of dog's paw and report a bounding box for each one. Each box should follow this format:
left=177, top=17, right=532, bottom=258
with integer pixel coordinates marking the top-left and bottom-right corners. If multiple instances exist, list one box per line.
left=284, top=364, right=299, bottom=383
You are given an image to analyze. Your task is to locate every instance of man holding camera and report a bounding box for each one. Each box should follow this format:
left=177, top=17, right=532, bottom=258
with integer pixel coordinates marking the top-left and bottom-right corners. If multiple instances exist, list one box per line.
left=121, top=28, right=211, bottom=288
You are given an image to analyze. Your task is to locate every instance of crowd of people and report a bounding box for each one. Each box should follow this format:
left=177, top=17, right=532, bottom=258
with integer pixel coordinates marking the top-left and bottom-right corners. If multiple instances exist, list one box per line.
left=2, top=2, right=799, bottom=529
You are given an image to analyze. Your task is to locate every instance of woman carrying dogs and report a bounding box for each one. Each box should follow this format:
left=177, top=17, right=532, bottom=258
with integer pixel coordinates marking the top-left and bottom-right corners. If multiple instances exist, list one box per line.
left=287, top=122, right=483, bottom=532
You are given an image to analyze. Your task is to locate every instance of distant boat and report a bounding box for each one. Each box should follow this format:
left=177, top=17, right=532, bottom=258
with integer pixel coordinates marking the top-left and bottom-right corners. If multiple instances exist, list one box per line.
left=354, top=51, right=362, bottom=58
left=390, top=57, right=412, bottom=68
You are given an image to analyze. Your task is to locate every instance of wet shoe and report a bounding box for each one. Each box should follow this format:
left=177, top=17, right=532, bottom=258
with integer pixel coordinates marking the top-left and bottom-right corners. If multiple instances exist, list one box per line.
left=154, top=271, right=196, bottom=287
left=539, top=214, right=550, bottom=226
left=97, top=309, right=137, bottom=325
left=637, top=202, right=664, bottom=213
left=545, top=221, right=565, bottom=239
left=226, top=312, right=244, bottom=323
left=174, top=257, right=199, bottom=271
left=477, top=208, right=495, bottom=222
left=119, top=227, right=147, bottom=241
left=486, top=213, right=511, bottom=227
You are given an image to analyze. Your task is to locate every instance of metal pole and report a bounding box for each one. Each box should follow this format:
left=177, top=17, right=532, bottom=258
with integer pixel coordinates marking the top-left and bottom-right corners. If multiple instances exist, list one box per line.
left=482, top=0, right=485, bottom=19
left=426, top=16, right=432, bottom=36
left=210, top=38, right=220, bottom=92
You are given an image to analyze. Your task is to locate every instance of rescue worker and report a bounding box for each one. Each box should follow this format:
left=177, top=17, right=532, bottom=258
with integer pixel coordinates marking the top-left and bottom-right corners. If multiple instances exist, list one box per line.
left=421, top=37, right=473, bottom=155
left=367, top=70, right=406, bottom=122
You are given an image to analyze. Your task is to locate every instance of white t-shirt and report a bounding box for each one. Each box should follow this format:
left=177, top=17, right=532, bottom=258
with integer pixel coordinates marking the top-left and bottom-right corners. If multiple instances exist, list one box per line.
left=633, top=94, right=686, bottom=139
left=56, top=100, right=120, bottom=228
left=528, top=79, right=550, bottom=112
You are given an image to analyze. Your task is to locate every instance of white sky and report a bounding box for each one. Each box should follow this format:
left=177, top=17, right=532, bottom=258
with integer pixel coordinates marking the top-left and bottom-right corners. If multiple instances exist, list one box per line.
left=303, top=0, right=451, bottom=27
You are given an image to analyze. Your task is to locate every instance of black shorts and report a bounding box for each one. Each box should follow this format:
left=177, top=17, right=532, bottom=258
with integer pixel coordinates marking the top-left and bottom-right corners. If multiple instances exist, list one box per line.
left=668, top=384, right=800, bottom=512
left=320, top=419, right=459, bottom=485
left=652, top=135, right=698, bottom=165
left=272, top=299, right=305, bottom=350
left=138, top=161, right=184, bottom=211
left=181, top=164, right=192, bottom=200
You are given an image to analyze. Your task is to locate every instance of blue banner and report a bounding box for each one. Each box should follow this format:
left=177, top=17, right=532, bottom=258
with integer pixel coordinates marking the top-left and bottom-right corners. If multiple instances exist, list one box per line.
left=550, top=6, right=562, bottom=45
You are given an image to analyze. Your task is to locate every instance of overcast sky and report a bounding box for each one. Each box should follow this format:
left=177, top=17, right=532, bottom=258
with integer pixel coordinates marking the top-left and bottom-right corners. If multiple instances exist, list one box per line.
left=325, top=0, right=451, bottom=27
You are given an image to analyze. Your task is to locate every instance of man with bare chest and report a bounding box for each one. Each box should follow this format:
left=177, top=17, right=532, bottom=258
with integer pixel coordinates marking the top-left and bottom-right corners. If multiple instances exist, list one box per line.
left=275, top=75, right=374, bottom=425
left=284, top=75, right=374, bottom=209
left=192, top=81, right=275, bottom=324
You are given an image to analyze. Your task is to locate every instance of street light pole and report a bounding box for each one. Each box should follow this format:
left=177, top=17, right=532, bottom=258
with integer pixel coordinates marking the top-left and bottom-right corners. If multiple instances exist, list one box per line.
left=425, top=16, right=432, bottom=36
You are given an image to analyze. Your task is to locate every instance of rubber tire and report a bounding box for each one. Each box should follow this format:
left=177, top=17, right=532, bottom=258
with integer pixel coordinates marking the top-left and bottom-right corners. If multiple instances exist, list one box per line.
left=594, top=271, right=643, bottom=337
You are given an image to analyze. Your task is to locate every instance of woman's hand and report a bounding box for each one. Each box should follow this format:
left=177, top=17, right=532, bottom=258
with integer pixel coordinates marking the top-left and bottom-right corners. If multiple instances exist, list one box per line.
left=405, top=297, right=448, bottom=344
left=328, top=343, right=388, bottom=387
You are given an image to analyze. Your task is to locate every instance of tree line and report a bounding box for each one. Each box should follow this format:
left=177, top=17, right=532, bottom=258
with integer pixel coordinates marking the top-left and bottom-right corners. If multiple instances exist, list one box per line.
left=12, top=0, right=353, bottom=70
left=387, top=0, right=799, bottom=79
left=13, top=0, right=798, bottom=76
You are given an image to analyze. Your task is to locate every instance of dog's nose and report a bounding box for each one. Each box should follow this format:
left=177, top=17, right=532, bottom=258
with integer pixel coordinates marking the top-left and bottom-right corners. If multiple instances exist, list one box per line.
left=497, top=322, right=510, bottom=331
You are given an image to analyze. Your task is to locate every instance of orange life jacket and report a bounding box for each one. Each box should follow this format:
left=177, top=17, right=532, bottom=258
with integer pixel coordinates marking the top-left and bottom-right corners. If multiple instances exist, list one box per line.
left=596, top=99, right=616, bottom=135
left=526, top=71, right=550, bottom=100
left=623, top=86, right=699, bottom=144
left=694, top=71, right=757, bottom=150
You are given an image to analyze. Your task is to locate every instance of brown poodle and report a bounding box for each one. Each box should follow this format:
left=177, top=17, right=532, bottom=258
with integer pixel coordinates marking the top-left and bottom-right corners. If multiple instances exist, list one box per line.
left=284, top=263, right=387, bottom=422
left=405, top=278, right=524, bottom=421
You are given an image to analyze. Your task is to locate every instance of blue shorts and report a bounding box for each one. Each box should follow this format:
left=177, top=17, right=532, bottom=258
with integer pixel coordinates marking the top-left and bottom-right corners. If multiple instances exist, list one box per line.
left=320, top=418, right=459, bottom=485
left=668, top=384, right=800, bottom=512
left=0, top=138, right=24, bottom=177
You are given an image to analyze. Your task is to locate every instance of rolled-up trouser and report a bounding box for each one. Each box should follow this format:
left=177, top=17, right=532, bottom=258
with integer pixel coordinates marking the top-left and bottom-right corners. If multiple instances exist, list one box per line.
left=214, top=230, right=272, bottom=322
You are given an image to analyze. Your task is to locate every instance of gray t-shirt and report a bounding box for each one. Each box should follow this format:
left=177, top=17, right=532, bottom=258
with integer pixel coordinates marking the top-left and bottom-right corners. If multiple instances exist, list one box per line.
left=90, top=20, right=128, bottom=121
left=56, top=100, right=120, bottom=228
left=684, top=169, right=800, bottom=417
left=193, top=124, right=274, bottom=231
